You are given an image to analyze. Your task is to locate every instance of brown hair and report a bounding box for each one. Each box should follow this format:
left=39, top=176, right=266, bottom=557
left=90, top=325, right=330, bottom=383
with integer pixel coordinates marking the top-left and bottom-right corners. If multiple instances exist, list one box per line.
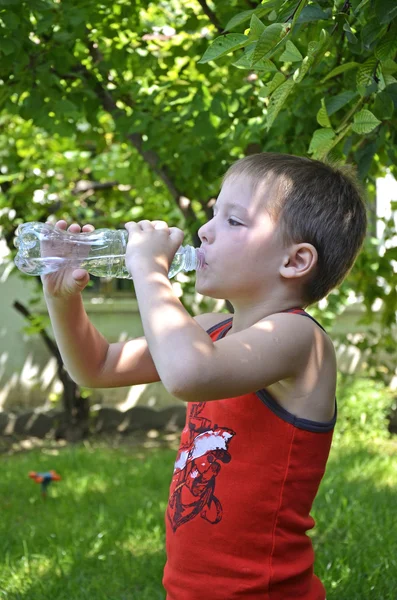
left=223, top=153, right=367, bottom=305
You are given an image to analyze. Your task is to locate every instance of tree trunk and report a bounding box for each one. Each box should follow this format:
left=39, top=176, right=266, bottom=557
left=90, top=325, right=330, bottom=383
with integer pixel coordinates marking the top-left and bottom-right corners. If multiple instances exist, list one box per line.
left=13, top=300, right=89, bottom=442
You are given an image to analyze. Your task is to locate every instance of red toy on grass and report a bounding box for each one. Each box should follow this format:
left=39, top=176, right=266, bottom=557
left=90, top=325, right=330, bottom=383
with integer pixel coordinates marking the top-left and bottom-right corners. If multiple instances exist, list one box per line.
left=29, top=470, right=62, bottom=496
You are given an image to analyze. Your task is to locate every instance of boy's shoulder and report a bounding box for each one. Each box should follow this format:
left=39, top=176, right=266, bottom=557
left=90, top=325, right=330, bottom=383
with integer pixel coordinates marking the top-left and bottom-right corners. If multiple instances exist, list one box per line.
left=195, top=310, right=329, bottom=339
left=189, top=310, right=336, bottom=421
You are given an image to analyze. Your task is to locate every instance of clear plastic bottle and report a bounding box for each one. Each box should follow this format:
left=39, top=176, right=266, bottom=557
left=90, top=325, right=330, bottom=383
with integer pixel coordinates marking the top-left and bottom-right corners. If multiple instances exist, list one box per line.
left=13, top=222, right=205, bottom=279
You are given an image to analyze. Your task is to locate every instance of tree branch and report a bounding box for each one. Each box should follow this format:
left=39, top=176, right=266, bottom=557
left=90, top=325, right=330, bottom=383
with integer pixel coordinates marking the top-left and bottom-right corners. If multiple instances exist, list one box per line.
left=72, top=180, right=119, bottom=195
left=75, top=47, right=198, bottom=226
left=196, top=0, right=223, bottom=33
left=13, top=300, right=89, bottom=439
left=51, top=37, right=201, bottom=226
left=13, top=301, right=63, bottom=369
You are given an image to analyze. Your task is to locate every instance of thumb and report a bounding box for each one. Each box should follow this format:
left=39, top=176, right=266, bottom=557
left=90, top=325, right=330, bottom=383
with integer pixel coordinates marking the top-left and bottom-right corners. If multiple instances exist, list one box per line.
left=169, top=227, right=185, bottom=252
left=72, top=269, right=90, bottom=290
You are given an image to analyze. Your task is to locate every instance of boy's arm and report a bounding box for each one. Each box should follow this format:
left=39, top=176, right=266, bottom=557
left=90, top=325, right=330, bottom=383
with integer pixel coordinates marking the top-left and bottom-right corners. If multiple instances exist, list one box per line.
left=45, top=292, right=161, bottom=388
left=94, top=312, right=223, bottom=388
left=133, top=269, right=321, bottom=402
left=45, top=291, right=222, bottom=389
left=44, top=293, right=115, bottom=388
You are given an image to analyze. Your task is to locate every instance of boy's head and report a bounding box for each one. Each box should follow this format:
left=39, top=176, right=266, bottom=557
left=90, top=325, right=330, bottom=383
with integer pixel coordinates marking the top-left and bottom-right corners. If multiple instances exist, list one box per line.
left=222, top=153, right=367, bottom=305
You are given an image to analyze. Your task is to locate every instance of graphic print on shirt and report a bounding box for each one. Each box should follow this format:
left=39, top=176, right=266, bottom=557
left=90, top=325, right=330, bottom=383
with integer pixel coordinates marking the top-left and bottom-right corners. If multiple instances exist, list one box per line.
left=167, top=402, right=235, bottom=533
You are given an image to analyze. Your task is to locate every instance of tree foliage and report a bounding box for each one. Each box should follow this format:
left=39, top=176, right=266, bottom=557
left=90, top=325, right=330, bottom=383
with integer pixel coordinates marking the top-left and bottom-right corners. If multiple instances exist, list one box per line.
left=0, top=0, right=396, bottom=380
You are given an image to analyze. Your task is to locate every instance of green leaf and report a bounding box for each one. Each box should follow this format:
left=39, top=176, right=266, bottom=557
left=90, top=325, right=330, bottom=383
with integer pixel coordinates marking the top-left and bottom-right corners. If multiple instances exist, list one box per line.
left=353, top=0, right=370, bottom=14
left=293, top=34, right=327, bottom=84
left=266, top=79, right=295, bottom=130
left=251, top=23, right=284, bottom=66
left=198, top=34, right=249, bottom=64
left=322, top=62, right=360, bottom=82
left=356, top=58, right=378, bottom=89
left=325, top=91, right=357, bottom=116
left=361, top=22, right=387, bottom=50
left=384, top=247, right=397, bottom=261
left=258, top=72, right=286, bottom=98
left=317, top=98, right=331, bottom=128
left=356, top=140, right=377, bottom=179
left=273, top=0, right=301, bottom=23
left=233, top=47, right=277, bottom=72
left=373, top=92, right=394, bottom=120
left=1, top=11, right=20, bottom=29
left=54, top=99, right=79, bottom=117
left=343, top=21, right=358, bottom=45
left=224, top=9, right=256, bottom=32
left=224, top=5, right=269, bottom=31
left=375, top=31, right=397, bottom=62
left=249, top=14, right=266, bottom=41
left=382, top=59, right=397, bottom=75
left=375, top=0, right=397, bottom=24
left=0, top=172, right=22, bottom=184
left=297, top=4, right=331, bottom=24
left=279, top=40, right=303, bottom=63
left=308, top=128, right=335, bottom=157
left=352, top=109, right=381, bottom=134
left=293, top=56, right=310, bottom=83
left=384, top=74, right=397, bottom=86
left=0, top=38, right=16, bottom=56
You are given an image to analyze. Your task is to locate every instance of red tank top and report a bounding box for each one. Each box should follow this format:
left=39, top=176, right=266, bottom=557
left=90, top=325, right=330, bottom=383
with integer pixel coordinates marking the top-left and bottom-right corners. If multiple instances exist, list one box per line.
left=163, top=309, right=336, bottom=600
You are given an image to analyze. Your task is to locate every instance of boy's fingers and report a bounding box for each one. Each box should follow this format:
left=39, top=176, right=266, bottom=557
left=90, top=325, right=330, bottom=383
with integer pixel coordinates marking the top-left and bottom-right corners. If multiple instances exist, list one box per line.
left=169, top=227, right=184, bottom=247
left=68, top=223, right=81, bottom=232
left=124, top=221, right=138, bottom=232
left=72, top=270, right=90, bottom=290
left=51, top=221, right=95, bottom=232
left=152, top=220, right=168, bottom=230
left=55, top=220, right=68, bottom=229
left=138, top=220, right=153, bottom=231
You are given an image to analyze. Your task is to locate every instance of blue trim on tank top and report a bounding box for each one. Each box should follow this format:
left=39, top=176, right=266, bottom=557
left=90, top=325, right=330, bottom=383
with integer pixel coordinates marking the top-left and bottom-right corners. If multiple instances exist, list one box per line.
left=255, top=388, right=337, bottom=433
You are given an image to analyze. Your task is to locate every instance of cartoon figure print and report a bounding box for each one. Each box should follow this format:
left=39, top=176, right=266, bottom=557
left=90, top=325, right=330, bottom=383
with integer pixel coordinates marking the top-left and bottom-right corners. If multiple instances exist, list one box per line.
left=167, top=402, right=235, bottom=532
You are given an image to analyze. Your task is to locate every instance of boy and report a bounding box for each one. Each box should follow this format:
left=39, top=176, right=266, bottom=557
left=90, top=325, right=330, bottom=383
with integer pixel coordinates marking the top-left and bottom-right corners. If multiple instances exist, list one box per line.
left=42, top=153, right=367, bottom=599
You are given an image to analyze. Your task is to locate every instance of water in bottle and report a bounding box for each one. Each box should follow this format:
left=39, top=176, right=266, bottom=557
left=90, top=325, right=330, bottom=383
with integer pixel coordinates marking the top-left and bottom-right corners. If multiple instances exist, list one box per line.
left=13, top=222, right=205, bottom=279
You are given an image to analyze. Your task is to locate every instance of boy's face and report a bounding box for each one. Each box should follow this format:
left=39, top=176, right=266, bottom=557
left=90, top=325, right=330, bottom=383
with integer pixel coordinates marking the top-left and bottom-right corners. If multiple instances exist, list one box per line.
left=196, top=174, right=287, bottom=303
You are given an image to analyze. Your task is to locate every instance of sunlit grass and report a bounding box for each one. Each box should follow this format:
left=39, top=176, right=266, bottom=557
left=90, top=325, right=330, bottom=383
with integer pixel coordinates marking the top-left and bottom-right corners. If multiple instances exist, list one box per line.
left=1, top=436, right=396, bottom=599
left=311, top=438, right=397, bottom=598
left=1, top=443, right=171, bottom=600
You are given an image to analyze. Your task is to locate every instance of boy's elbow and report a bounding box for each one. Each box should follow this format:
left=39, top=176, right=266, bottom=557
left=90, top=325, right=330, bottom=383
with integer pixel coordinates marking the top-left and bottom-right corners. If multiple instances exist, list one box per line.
left=162, top=370, right=204, bottom=403
left=65, top=369, right=100, bottom=389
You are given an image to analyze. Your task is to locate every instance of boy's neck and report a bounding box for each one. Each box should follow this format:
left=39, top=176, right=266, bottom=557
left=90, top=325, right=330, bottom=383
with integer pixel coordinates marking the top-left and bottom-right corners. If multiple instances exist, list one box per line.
left=228, top=297, right=304, bottom=334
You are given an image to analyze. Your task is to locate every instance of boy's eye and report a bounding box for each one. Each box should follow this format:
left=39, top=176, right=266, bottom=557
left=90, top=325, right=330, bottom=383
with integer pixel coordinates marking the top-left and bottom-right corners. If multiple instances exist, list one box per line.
left=228, top=218, right=242, bottom=227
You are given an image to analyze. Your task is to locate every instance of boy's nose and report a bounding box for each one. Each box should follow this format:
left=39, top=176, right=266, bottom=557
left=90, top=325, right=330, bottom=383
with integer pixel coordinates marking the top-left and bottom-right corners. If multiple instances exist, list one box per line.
left=198, top=220, right=213, bottom=244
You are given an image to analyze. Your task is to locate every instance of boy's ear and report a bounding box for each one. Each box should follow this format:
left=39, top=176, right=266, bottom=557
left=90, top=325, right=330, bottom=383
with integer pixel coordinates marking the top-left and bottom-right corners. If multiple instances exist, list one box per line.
left=279, top=243, right=318, bottom=279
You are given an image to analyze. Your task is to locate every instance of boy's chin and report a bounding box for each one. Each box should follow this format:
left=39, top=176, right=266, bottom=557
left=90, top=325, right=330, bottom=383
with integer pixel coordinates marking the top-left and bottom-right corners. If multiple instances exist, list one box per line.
left=195, top=280, right=224, bottom=300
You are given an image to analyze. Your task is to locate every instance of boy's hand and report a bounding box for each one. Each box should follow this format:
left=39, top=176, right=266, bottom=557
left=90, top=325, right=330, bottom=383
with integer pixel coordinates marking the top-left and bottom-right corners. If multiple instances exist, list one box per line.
left=124, top=220, right=184, bottom=278
left=41, top=220, right=95, bottom=299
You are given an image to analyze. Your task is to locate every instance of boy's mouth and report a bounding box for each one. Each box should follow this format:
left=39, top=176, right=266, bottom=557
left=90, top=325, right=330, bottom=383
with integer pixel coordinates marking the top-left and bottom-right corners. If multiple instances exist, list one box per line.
left=196, top=248, right=206, bottom=270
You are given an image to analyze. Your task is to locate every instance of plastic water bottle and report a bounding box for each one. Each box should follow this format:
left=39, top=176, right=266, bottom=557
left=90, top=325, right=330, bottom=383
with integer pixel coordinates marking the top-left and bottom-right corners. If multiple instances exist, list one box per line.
left=13, top=222, right=205, bottom=279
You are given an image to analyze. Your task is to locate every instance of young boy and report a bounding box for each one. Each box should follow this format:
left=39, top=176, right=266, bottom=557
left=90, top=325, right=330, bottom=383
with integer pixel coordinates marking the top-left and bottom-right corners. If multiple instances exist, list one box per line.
left=42, top=153, right=367, bottom=599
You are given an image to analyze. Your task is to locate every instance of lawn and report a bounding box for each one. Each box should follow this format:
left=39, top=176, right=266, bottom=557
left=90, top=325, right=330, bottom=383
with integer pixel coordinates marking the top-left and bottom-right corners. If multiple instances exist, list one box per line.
left=1, top=434, right=396, bottom=600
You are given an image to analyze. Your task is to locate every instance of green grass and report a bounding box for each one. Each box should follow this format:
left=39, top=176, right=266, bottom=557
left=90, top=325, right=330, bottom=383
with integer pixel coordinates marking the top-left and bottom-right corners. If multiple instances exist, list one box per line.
left=1, top=436, right=396, bottom=599
left=311, top=438, right=397, bottom=599
left=1, top=442, right=172, bottom=600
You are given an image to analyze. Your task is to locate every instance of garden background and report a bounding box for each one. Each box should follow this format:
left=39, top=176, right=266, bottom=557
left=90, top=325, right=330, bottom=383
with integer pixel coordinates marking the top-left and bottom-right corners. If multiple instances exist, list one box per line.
left=0, top=1, right=396, bottom=598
